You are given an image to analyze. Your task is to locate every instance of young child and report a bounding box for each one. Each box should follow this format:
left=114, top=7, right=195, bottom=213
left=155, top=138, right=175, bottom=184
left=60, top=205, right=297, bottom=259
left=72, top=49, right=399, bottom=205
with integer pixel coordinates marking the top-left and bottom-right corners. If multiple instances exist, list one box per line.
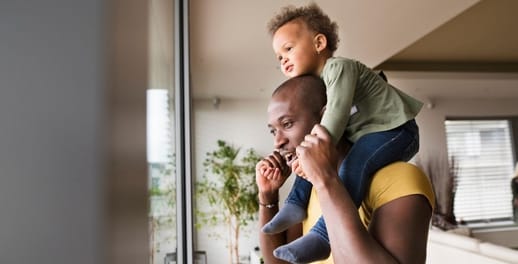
left=261, top=3, right=424, bottom=263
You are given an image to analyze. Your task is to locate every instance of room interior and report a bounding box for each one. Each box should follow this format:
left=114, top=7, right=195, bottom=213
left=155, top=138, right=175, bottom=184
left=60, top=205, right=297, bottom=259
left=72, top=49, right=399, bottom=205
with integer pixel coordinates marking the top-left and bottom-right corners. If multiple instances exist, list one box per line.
left=190, top=0, right=518, bottom=262
left=1, top=0, right=517, bottom=263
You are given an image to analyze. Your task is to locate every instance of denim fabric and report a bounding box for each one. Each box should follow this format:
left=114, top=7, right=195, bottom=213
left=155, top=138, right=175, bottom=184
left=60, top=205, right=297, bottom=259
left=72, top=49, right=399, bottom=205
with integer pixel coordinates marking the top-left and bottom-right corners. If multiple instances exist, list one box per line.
left=285, top=119, right=420, bottom=243
left=285, top=174, right=314, bottom=208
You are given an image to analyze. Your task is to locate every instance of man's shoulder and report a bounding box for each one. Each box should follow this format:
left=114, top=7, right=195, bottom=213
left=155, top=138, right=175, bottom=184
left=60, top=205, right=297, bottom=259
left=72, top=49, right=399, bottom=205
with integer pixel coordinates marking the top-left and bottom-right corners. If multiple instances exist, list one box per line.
left=374, top=162, right=424, bottom=179
left=366, top=162, right=435, bottom=210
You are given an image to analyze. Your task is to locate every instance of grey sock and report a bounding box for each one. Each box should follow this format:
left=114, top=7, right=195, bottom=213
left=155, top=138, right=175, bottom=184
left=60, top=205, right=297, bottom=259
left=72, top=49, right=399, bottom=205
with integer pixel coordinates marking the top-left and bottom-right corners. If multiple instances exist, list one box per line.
left=261, top=203, right=307, bottom=234
left=273, top=232, right=330, bottom=263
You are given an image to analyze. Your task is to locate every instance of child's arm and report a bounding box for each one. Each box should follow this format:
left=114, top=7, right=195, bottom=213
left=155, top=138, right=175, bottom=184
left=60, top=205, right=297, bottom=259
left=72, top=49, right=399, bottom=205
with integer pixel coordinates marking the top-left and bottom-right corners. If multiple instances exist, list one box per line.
left=320, top=59, right=358, bottom=145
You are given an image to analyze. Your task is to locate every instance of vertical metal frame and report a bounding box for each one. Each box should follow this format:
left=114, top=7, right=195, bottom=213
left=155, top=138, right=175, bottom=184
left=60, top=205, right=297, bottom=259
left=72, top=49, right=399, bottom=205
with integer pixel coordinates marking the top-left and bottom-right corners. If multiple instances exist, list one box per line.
left=174, top=0, right=193, bottom=263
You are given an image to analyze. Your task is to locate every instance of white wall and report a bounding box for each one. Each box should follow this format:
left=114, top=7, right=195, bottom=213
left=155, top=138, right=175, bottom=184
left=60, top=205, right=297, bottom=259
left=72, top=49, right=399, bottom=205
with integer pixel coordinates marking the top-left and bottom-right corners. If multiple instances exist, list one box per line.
left=0, top=1, right=104, bottom=263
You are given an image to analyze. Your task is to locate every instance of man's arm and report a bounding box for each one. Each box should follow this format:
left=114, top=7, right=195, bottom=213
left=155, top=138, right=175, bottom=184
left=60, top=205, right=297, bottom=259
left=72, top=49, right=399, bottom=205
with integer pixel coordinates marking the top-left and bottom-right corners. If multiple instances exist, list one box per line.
left=297, top=125, right=432, bottom=263
left=369, top=195, right=432, bottom=263
left=317, top=178, right=432, bottom=264
left=256, top=152, right=302, bottom=263
left=258, top=191, right=302, bottom=264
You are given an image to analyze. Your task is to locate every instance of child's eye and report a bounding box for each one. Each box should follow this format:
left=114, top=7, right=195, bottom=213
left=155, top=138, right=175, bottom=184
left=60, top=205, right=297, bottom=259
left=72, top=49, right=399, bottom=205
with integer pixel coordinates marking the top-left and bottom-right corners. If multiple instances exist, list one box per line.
left=277, top=55, right=283, bottom=61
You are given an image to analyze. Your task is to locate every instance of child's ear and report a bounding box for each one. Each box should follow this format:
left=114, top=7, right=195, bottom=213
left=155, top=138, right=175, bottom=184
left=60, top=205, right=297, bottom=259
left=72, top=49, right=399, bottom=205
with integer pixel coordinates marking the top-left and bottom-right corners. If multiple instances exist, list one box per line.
left=314, top=33, right=327, bottom=53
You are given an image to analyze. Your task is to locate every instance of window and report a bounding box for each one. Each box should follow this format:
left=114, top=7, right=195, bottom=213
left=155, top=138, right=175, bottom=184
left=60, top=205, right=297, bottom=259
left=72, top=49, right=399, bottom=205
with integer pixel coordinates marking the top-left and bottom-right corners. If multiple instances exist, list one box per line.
left=147, top=89, right=176, bottom=264
left=445, top=120, right=515, bottom=222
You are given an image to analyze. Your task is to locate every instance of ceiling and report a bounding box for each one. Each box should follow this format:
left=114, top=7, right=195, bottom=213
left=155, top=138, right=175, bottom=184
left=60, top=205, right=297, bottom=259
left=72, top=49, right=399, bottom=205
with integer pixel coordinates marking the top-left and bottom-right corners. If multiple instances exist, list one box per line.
left=377, top=0, right=518, bottom=72
left=189, top=0, right=518, bottom=100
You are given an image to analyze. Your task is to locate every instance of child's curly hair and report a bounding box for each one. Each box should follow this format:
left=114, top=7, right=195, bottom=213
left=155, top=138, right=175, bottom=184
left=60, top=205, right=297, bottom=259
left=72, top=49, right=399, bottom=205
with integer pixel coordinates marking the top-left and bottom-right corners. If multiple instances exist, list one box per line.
left=267, top=2, right=339, bottom=53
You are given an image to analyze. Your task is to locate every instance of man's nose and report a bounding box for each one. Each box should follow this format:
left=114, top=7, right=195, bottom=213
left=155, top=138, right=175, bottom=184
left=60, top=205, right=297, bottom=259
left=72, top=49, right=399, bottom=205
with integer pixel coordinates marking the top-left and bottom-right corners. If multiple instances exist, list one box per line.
left=274, top=131, right=288, bottom=149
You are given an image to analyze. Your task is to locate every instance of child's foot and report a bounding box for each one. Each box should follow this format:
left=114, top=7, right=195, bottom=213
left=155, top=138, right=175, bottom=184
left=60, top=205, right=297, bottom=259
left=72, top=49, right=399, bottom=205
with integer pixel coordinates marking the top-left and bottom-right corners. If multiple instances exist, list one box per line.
left=273, top=232, right=331, bottom=263
left=261, top=203, right=306, bottom=234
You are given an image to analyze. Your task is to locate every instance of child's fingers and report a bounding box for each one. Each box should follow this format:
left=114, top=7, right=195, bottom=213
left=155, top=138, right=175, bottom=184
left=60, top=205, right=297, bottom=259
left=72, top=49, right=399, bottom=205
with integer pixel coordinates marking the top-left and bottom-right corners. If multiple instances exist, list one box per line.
left=294, top=167, right=305, bottom=177
left=310, top=124, right=331, bottom=141
left=291, top=160, right=305, bottom=177
left=291, top=159, right=299, bottom=171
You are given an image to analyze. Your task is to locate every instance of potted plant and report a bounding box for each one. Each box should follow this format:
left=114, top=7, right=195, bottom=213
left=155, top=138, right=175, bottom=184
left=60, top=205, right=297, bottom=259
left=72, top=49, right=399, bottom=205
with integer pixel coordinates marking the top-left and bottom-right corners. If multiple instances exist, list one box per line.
left=149, top=154, right=176, bottom=264
left=196, top=140, right=261, bottom=264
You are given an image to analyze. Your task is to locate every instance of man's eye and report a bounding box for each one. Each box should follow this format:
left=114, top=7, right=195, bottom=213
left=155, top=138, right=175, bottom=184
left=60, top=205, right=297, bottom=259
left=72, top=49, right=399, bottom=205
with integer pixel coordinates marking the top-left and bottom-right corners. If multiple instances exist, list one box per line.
left=269, top=129, right=276, bottom=136
left=283, top=122, right=293, bottom=129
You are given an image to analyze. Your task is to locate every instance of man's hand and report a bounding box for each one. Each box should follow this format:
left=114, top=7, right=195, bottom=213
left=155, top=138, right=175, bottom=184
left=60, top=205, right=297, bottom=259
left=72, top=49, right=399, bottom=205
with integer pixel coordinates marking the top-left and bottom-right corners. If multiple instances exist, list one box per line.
left=256, top=151, right=291, bottom=197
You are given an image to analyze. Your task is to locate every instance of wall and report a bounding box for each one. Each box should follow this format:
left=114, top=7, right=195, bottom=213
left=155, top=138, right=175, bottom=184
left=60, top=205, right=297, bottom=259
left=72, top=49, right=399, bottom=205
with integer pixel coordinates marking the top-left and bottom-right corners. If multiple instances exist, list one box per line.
left=0, top=1, right=104, bottom=263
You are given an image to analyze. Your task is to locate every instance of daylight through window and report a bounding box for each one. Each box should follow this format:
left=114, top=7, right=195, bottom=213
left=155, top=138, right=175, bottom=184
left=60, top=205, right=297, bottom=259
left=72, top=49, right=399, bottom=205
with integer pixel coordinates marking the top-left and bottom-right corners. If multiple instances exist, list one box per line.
left=445, top=120, right=515, bottom=223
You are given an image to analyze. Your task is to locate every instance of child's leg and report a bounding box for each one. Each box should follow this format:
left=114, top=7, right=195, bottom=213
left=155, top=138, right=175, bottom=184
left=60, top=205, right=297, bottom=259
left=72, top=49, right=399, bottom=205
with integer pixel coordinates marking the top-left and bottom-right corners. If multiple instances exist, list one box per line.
left=342, top=119, right=420, bottom=206
left=262, top=175, right=312, bottom=234
left=274, top=119, right=420, bottom=263
left=274, top=230, right=330, bottom=263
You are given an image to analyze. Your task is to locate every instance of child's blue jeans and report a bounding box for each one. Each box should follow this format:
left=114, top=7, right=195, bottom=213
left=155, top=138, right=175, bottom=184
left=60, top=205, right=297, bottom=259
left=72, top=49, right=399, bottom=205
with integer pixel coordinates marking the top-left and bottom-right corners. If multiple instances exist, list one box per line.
left=284, top=119, right=420, bottom=243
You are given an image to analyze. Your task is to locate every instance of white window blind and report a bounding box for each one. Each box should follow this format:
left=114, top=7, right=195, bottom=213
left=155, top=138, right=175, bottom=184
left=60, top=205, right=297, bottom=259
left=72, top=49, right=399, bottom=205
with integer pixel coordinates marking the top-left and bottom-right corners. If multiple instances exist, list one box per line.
left=445, top=120, right=515, bottom=222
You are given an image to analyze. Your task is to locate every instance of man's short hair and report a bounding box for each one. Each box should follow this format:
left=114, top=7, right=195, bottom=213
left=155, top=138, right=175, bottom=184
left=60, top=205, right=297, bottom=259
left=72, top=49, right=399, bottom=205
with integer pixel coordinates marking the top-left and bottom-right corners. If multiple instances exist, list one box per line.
left=273, top=74, right=327, bottom=116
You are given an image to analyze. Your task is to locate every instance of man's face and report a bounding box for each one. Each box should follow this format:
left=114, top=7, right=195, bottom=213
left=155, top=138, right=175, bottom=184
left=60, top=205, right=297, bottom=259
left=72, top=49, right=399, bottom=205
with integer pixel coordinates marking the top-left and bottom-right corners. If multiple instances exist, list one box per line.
left=267, top=91, right=320, bottom=165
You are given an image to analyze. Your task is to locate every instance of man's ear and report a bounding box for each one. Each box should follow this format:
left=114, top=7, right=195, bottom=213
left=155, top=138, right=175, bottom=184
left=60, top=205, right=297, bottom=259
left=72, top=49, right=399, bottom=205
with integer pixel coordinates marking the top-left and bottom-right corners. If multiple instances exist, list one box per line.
left=314, top=33, right=327, bottom=54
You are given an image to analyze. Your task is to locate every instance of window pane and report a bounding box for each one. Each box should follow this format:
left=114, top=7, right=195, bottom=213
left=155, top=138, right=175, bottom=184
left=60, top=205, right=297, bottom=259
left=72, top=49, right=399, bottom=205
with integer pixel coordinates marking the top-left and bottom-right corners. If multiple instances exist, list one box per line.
left=147, top=0, right=176, bottom=263
left=445, top=120, right=515, bottom=222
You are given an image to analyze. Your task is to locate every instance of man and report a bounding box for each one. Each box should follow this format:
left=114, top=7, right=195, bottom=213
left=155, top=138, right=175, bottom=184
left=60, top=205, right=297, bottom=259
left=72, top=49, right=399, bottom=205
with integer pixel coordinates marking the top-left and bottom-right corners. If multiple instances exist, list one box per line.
left=256, top=75, right=435, bottom=263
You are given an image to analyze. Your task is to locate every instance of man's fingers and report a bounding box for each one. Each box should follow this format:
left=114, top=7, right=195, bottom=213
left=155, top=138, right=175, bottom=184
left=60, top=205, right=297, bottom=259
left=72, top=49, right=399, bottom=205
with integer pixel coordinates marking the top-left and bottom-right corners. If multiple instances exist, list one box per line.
left=261, top=151, right=291, bottom=178
left=262, top=152, right=282, bottom=168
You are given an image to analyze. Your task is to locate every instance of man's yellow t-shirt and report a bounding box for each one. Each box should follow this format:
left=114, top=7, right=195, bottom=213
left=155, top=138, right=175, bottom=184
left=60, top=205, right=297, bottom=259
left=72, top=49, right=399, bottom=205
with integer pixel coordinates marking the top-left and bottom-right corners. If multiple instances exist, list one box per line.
left=302, top=162, right=435, bottom=264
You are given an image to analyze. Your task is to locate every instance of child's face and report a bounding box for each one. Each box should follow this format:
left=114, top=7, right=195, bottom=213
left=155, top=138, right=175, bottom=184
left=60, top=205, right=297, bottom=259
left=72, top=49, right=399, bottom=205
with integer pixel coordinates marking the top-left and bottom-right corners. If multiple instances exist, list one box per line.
left=272, top=21, right=321, bottom=78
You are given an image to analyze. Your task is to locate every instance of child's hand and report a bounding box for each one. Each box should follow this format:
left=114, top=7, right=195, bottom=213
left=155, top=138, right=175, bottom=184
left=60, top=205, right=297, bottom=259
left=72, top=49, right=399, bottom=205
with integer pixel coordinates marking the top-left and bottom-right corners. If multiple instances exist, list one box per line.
left=291, top=158, right=305, bottom=178
left=295, top=124, right=339, bottom=188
